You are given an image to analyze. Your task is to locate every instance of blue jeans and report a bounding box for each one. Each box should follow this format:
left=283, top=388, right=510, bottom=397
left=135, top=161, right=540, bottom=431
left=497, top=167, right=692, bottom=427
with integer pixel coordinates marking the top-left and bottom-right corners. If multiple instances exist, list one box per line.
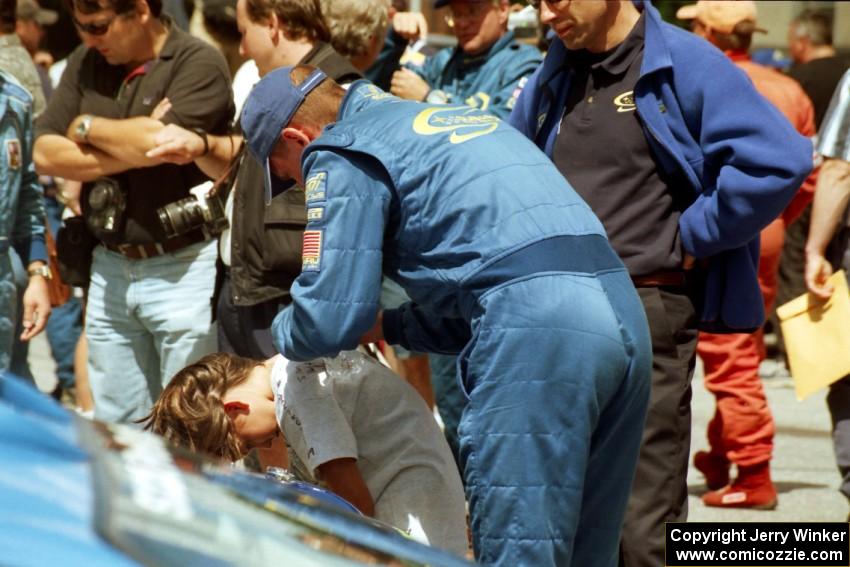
left=86, top=241, right=217, bottom=423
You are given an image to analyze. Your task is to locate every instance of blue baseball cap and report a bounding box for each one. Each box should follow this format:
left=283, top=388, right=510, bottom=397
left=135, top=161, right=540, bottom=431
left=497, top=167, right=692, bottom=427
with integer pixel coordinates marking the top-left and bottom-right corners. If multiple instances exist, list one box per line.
left=240, top=65, right=328, bottom=204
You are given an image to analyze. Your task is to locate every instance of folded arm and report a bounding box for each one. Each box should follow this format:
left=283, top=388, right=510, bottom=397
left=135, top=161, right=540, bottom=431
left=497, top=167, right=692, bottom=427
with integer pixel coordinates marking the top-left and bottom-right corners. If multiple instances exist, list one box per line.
left=33, top=134, right=130, bottom=182
left=146, top=123, right=242, bottom=179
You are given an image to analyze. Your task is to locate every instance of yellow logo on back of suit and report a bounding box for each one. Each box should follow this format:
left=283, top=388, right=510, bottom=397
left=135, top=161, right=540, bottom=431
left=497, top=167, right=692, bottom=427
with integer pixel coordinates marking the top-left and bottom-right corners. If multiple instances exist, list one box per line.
left=412, top=106, right=500, bottom=144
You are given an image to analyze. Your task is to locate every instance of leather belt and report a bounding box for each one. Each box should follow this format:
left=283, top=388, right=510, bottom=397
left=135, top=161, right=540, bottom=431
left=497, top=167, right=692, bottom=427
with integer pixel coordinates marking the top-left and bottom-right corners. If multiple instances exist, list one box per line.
left=104, top=232, right=207, bottom=260
left=631, top=270, right=687, bottom=288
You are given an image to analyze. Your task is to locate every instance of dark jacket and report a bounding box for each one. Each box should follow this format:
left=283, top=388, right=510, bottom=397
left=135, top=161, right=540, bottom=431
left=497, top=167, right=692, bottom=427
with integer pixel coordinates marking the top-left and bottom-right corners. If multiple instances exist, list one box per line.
left=228, top=43, right=361, bottom=306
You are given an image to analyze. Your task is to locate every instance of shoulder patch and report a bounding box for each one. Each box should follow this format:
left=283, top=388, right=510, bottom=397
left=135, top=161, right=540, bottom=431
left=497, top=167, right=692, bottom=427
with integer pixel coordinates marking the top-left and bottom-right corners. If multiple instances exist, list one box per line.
left=302, top=230, right=323, bottom=272
left=5, top=139, right=21, bottom=170
left=305, top=171, right=327, bottom=203
left=306, top=206, right=324, bottom=222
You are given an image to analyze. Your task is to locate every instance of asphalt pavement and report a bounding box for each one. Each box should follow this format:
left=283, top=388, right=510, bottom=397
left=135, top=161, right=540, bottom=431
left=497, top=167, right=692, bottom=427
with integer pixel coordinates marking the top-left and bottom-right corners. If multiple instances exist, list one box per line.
left=688, top=358, right=847, bottom=522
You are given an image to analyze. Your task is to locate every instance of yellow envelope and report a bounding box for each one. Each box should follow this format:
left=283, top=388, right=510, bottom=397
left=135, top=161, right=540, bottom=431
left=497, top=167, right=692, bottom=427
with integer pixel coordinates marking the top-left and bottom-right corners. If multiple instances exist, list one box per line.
left=776, top=270, right=850, bottom=400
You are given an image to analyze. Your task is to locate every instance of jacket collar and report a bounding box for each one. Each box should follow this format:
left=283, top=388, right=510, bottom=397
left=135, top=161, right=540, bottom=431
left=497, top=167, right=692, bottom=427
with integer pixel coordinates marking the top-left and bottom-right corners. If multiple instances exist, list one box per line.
left=456, top=30, right=515, bottom=67
left=157, top=16, right=180, bottom=60
left=639, top=1, right=673, bottom=75
left=538, top=0, right=672, bottom=88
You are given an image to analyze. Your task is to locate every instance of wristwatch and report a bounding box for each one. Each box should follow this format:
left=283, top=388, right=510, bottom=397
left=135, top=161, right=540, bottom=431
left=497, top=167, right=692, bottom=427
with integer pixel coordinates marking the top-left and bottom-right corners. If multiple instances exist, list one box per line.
left=27, top=265, right=52, bottom=279
left=74, top=114, right=94, bottom=143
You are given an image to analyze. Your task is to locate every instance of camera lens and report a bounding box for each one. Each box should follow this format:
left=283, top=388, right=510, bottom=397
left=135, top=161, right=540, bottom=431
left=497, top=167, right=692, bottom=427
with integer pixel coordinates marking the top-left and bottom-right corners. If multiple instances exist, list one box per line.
left=157, top=197, right=204, bottom=238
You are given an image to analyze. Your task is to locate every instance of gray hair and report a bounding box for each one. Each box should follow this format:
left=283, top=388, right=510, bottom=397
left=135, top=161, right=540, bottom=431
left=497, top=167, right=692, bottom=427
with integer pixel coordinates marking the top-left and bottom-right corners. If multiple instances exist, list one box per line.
left=791, top=9, right=832, bottom=47
left=322, top=0, right=390, bottom=58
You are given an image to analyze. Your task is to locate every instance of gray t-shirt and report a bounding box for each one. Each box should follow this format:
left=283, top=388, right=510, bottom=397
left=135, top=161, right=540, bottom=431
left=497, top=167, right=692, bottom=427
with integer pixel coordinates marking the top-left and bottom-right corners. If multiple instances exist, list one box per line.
left=271, top=351, right=467, bottom=555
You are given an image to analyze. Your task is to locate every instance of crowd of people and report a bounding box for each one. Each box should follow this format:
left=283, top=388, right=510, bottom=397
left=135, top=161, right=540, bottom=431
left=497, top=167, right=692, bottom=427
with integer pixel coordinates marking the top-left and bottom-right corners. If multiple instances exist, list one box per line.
left=0, top=0, right=848, bottom=564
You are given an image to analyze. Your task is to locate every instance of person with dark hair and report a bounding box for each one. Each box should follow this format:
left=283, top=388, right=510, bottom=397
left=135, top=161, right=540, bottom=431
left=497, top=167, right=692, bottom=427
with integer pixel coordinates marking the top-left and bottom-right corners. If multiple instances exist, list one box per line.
left=678, top=0, right=817, bottom=510
left=32, top=0, right=233, bottom=423
left=510, top=0, right=812, bottom=565
left=143, top=350, right=468, bottom=554
left=146, top=0, right=361, bottom=361
left=201, top=0, right=243, bottom=78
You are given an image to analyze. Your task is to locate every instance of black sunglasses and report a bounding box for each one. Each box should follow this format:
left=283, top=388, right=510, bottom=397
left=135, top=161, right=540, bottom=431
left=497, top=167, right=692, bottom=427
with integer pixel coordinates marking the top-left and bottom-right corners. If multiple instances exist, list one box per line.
left=72, top=12, right=117, bottom=36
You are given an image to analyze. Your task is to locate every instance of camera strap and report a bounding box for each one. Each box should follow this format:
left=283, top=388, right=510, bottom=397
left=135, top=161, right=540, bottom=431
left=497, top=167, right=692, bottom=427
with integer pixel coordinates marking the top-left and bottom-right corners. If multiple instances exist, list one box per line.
left=207, top=148, right=242, bottom=200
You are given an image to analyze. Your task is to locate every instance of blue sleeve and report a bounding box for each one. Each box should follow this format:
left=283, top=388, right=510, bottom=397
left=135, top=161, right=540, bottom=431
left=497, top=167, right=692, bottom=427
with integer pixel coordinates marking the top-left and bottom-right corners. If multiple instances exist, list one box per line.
left=485, top=48, right=541, bottom=120
left=407, top=49, right=451, bottom=101
left=507, top=57, right=546, bottom=140
left=676, top=53, right=813, bottom=258
left=12, top=102, right=46, bottom=265
left=382, top=303, right=471, bottom=355
left=272, top=150, right=391, bottom=362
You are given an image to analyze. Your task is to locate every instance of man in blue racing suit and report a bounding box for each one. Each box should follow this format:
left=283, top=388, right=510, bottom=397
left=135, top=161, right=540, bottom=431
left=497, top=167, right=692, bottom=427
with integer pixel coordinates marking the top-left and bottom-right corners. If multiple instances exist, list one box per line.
left=241, top=66, right=652, bottom=566
left=390, top=0, right=541, bottom=120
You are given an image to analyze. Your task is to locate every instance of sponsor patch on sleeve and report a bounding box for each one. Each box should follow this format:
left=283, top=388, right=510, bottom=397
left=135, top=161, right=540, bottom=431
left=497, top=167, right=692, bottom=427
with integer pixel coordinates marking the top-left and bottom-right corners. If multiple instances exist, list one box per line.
left=306, top=206, right=324, bottom=222
left=302, top=230, right=323, bottom=272
left=5, top=139, right=21, bottom=170
left=305, top=171, right=327, bottom=203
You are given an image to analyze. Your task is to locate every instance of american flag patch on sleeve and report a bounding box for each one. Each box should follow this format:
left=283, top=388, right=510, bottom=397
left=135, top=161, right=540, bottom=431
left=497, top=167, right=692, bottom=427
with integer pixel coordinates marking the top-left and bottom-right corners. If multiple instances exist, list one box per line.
left=302, top=230, right=323, bottom=271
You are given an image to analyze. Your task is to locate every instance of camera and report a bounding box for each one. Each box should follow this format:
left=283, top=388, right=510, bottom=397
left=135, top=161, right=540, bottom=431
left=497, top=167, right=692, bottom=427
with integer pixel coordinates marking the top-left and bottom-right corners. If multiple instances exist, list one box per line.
left=86, top=176, right=126, bottom=236
left=157, top=182, right=229, bottom=239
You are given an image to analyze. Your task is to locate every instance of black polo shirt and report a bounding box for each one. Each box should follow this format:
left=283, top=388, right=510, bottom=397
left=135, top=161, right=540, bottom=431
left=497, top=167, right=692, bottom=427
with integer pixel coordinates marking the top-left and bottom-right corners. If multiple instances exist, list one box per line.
left=788, top=56, right=850, bottom=129
left=551, top=13, right=691, bottom=277
left=35, top=17, right=234, bottom=245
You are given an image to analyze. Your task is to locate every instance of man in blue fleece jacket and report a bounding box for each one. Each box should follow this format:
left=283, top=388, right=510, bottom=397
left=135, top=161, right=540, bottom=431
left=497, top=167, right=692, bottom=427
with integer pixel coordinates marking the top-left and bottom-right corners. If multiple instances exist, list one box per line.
left=508, top=1, right=812, bottom=566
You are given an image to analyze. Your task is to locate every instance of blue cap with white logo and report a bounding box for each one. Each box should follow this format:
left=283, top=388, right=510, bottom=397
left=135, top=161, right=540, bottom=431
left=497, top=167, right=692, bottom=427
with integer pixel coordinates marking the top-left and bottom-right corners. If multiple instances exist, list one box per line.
left=240, top=65, right=328, bottom=204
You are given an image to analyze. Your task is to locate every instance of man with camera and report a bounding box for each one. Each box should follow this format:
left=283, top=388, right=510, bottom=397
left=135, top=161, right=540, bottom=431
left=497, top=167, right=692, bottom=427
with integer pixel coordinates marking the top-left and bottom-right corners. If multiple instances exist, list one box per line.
left=33, top=0, right=233, bottom=423
left=147, top=0, right=362, bottom=360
